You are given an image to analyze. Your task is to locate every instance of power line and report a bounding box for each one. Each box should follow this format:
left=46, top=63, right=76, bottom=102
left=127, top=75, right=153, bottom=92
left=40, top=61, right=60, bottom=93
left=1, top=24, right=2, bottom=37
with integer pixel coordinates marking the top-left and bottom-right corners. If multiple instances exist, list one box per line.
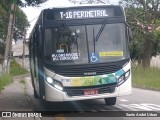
left=29, top=16, right=39, bottom=23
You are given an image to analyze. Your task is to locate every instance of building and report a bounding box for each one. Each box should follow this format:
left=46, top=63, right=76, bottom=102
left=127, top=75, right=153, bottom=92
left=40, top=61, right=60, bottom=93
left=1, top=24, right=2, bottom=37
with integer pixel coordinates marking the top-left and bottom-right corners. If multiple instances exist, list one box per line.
left=12, top=40, right=29, bottom=58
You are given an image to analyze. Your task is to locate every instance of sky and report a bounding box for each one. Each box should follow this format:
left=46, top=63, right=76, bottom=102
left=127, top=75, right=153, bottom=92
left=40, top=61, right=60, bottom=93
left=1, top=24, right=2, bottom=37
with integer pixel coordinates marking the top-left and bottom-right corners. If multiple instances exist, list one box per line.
left=21, top=0, right=119, bottom=37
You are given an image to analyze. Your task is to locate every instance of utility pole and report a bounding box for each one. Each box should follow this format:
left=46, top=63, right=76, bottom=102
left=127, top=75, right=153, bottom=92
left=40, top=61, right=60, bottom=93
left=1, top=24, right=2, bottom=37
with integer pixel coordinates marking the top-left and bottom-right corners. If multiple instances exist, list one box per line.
left=3, top=2, right=16, bottom=73
left=22, top=29, right=26, bottom=69
left=8, top=10, right=16, bottom=73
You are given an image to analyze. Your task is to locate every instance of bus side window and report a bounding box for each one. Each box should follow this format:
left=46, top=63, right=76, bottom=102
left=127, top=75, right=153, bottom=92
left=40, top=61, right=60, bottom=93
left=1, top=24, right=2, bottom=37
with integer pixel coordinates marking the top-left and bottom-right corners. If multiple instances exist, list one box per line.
left=33, top=31, right=38, bottom=77
left=45, top=29, right=53, bottom=55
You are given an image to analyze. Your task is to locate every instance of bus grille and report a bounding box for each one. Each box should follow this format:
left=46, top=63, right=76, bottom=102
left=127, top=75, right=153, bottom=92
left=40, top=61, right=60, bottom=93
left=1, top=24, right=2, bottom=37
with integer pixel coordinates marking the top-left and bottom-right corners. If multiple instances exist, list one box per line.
left=46, top=59, right=129, bottom=77
left=56, top=65, right=119, bottom=77
left=64, top=84, right=116, bottom=97
left=54, top=60, right=129, bottom=77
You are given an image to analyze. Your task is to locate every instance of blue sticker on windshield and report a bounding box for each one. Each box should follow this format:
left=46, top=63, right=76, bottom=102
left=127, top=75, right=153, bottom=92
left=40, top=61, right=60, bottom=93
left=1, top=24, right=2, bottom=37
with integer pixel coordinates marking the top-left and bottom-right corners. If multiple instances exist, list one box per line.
left=90, top=52, right=100, bottom=63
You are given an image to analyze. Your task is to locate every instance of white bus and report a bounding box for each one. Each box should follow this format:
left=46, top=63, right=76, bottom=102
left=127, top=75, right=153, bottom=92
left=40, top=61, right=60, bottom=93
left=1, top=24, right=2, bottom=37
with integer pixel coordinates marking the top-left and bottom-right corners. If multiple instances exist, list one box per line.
left=29, top=5, right=132, bottom=105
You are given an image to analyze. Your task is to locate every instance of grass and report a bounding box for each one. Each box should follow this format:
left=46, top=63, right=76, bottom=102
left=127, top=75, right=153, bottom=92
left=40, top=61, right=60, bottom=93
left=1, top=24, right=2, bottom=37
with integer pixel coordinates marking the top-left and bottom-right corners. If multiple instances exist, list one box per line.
left=10, top=59, right=29, bottom=76
left=0, top=74, right=13, bottom=92
left=20, top=79, right=25, bottom=85
left=0, top=59, right=29, bottom=92
left=132, top=64, right=160, bottom=90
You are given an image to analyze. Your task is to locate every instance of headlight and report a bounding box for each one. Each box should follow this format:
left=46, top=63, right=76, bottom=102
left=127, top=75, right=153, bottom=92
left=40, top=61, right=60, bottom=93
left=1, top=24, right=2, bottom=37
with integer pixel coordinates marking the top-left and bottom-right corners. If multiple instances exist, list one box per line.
left=54, top=80, right=63, bottom=91
left=118, top=70, right=130, bottom=86
left=47, top=77, right=53, bottom=84
left=118, top=75, right=125, bottom=86
left=125, top=70, right=130, bottom=79
left=46, top=77, right=63, bottom=91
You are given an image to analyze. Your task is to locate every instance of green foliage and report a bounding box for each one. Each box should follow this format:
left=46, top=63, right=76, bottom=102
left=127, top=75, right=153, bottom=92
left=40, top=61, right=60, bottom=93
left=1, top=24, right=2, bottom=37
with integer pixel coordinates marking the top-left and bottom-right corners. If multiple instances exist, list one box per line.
left=69, top=0, right=106, bottom=4
left=20, top=79, right=25, bottom=84
left=0, top=59, right=29, bottom=92
left=122, top=1, right=160, bottom=62
left=0, top=6, right=8, bottom=40
left=14, top=7, right=30, bottom=41
left=0, top=0, right=48, bottom=8
left=132, top=64, right=160, bottom=90
left=0, top=5, right=29, bottom=56
left=0, top=5, right=8, bottom=55
left=0, top=0, right=48, bottom=56
left=0, top=0, right=11, bottom=12
left=10, top=59, right=28, bottom=76
left=19, top=0, right=48, bottom=7
left=152, top=30, right=160, bottom=56
left=0, top=74, right=13, bottom=92
left=126, top=7, right=144, bottom=61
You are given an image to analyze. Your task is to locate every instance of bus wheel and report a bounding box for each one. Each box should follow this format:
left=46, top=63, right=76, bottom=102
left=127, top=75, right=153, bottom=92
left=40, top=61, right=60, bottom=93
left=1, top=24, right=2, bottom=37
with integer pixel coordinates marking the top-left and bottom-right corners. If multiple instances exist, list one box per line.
left=104, top=97, right=116, bottom=106
left=34, top=88, right=39, bottom=98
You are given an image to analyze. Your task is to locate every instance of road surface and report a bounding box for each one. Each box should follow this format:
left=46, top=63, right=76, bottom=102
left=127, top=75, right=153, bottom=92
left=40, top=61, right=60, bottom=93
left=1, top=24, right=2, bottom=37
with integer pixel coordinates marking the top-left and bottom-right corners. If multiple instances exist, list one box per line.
left=23, top=76, right=160, bottom=120
left=1, top=58, right=159, bottom=120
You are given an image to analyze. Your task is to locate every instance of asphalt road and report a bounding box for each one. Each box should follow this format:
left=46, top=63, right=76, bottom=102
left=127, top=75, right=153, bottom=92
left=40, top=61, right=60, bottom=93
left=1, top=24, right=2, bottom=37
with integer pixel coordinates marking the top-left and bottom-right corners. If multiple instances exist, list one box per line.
left=7, top=58, right=159, bottom=120
left=24, top=76, right=160, bottom=120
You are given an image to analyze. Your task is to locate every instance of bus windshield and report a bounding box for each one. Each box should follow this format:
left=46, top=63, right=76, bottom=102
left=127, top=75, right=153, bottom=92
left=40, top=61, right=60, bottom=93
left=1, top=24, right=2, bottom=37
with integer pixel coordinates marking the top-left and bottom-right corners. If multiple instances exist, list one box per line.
left=44, top=23, right=129, bottom=65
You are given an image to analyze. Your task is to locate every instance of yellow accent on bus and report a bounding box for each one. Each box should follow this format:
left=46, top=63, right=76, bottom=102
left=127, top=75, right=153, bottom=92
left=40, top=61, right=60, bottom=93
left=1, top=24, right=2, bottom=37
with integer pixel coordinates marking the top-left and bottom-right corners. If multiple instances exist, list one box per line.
left=99, top=51, right=123, bottom=56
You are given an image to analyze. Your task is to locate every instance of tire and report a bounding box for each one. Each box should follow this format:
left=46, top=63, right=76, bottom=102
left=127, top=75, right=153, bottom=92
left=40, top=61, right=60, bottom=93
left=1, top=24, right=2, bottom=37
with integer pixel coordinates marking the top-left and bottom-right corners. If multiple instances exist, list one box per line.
left=104, top=97, right=116, bottom=106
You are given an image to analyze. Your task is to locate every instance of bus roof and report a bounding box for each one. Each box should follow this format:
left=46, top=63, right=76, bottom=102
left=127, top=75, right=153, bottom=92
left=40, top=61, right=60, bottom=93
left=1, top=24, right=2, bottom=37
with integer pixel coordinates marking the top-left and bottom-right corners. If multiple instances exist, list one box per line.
left=29, top=4, right=124, bottom=39
left=43, top=4, right=120, bottom=10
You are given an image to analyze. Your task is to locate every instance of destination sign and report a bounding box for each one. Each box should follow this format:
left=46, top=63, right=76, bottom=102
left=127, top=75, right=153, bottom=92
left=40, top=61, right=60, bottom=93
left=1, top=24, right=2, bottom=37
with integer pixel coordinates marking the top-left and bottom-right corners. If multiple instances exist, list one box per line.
left=45, top=7, right=121, bottom=20
left=60, top=10, right=108, bottom=19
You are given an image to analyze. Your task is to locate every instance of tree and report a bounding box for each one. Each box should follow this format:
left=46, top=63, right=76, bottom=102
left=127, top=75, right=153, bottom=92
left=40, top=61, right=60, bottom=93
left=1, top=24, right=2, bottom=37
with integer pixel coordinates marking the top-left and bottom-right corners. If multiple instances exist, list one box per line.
left=0, top=6, right=9, bottom=56
left=17, top=0, right=48, bottom=6
left=0, top=0, right=48, bottom=52
left=69, top=0, right=108, bottom=4
left=0, top=0, right=48, bottom=72
left=124, top=7, right=145, bottom=63
left=14, top=7, right=30, bottom=41
left=0, top=6, right=30, bottom=55
left=0, top=6, right=8, bottom=40
left=120, top=0, right=160, bottom=68
left=0, top=0, right=48, bottom=8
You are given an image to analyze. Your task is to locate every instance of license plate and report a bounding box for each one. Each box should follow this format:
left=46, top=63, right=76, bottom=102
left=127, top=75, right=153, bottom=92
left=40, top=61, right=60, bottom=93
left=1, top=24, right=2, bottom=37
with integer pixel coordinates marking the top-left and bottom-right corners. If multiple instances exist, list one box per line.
left=83, top=89, right=98, bottom=95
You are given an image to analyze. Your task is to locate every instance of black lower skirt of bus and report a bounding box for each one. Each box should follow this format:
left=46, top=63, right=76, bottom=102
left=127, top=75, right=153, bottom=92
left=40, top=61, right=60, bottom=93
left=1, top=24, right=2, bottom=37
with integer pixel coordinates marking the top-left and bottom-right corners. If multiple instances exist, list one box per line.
left=63, top=83, right=116, bottom=97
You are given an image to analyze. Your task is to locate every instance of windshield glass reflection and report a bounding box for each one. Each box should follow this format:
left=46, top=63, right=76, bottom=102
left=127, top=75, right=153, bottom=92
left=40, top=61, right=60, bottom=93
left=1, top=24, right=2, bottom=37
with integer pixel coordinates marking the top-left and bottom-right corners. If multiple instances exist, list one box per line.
left=44, top=23, right=129, bottom=65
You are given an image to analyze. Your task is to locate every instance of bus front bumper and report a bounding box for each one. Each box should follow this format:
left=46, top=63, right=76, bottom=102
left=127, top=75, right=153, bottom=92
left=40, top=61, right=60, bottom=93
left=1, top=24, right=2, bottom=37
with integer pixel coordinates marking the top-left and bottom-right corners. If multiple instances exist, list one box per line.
left=44, top=77, right=131, bottom=102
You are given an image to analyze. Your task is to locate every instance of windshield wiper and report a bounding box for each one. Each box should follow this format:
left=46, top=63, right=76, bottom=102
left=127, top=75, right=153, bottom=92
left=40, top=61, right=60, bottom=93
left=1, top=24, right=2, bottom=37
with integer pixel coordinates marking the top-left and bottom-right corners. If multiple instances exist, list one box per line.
left=62, top=22, right=71, bottom=33
left=95, top=19, right=108, bottom=42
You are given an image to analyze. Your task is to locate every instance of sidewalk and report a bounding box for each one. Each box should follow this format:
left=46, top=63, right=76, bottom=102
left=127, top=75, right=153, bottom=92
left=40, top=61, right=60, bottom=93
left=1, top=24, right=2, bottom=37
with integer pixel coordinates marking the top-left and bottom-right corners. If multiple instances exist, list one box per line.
left=0, top=75, right=36, bottom=120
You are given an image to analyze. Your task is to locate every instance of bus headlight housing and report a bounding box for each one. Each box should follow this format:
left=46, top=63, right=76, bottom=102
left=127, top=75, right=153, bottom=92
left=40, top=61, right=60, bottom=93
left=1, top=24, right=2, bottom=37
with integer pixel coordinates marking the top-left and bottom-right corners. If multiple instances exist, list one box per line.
left=46, top=77, right=63, bottom=91
left=118, top=70, right=130, bottom=86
